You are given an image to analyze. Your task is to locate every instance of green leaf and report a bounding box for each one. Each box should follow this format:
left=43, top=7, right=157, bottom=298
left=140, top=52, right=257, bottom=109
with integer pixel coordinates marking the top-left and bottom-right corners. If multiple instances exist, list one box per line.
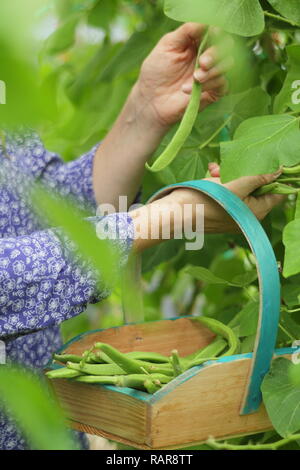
left=158, top=149, right=213, bottom=186
left=54, top=0, right=97, bottom=19
left=282, top=284, right=300, bottom=307
left=184, top=266, right=257, bottom=287
left=283, top=218, right=300, bottom=278
left=195, top=87, right=271, bottom=142
left=229, top=301, right=259, bottom=337
left=164, top=0, right=265, bottom=37
left=267, top=0, right=300, bottom=25
left=0, top=366, right=76, bottom=450
left=99, top=15, right=175, bottom=82
left=142, top=239, right=183, bottom=273
left=87, top=0, right=118, bottom=29
left=185, top=266, right=233, bottom=285
left=280, top=310, right=300, bottom=341
left=240, top=333, right=256, bottom=353
left=220, top=115, right=300, bottom=182
left=231, top=270, right=258, bottom=287
left=44, top=14, right=81, bottom=55
left=262, top=358, right=300, bottom=437
left=274, top=45, right=300, bottom=114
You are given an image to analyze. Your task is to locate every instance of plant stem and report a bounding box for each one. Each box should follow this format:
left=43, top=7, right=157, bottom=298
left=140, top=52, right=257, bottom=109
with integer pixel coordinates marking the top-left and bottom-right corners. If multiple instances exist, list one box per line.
left=199, top=116, right=232, bottom=150
left=264, top=11, right=298, bottom=27
left=278, top=322, right=296, bottom=341
left=282, top=307, right=300, bottom=313
left=285, top=110, right=300, bottom=116
left=207, top=433, right=300, bottom=450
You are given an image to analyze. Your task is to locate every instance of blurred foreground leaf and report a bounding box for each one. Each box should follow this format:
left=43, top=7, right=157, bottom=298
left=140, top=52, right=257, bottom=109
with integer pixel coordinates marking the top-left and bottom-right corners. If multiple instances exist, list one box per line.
left=0, top=366, right=76, bottom=450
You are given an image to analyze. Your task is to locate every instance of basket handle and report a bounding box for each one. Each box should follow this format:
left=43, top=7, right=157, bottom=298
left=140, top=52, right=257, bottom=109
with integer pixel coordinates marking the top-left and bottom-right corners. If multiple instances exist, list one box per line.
left=148, top=180, right=281, bottom=415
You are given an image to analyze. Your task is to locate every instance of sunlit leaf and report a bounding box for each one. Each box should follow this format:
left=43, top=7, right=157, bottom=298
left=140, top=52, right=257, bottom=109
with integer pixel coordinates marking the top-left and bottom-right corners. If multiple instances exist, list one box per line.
left=184, top=265, right=257, bottom=287
left=267, top=0, right=300, bottom=26
left=43, top=14, right=81, bottom=55
left=221, top=115, right=300, bottom=182
left=164, top=0, right=265, bottom=37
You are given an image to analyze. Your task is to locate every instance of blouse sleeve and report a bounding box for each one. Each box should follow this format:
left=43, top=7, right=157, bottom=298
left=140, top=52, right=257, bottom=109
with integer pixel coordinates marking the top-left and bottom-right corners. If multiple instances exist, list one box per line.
left=0, top=213, right=134, bottom=339
left=5, top=129, right=98, bottom=213
left=38, top=145, right=99, bottom=213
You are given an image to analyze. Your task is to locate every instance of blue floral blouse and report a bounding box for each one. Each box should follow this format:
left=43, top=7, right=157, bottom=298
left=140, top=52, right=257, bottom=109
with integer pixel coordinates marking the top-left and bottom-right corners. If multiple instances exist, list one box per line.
left=0, top=129, right=134, bottom=450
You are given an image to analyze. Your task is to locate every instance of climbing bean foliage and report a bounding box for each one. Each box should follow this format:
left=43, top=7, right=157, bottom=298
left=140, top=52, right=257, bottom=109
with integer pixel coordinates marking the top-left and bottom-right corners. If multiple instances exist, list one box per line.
left=2, top=0, right=300, bottom=450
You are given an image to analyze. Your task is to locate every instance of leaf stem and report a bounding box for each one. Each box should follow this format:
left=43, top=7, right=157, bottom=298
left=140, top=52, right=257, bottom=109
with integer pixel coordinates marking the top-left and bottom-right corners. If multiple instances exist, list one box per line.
left=278, top=322, right=296, bottom=341
left=285, top=111, right=300, bottom=116
left=282, top=307, right=300, bottom=313
left=199, top=116, right=232, bottom=150
left=207, top=433, right=300, bottom=450
left=264, top=11, right=298, bottom=27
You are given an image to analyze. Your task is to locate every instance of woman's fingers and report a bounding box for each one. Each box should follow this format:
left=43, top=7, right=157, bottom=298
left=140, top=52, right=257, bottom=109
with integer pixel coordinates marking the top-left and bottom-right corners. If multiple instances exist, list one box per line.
left=208, top=163, right=220, bottom=178
left=246, top=193, right=285, bottom=221
left=226, top=171, right=282, bottom=199
left=198, top=34, right=234, bottom=69
left=181, top=81, right=193, bottom=94
left=182, top=76, right=228, bottom=98
left=199, top=46, right=219, bottom=70
left=200, top=90, right=222, bottom=109
left=194, top=56, right=234, bottom=84
left=202, top=76, right=227, bottom=92
left=163, top=22, right=206, bottom=50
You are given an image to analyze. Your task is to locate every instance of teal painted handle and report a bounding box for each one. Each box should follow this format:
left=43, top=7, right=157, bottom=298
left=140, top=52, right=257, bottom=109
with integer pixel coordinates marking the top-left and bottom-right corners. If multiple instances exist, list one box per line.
left=148, top=180, right=280, bottom=415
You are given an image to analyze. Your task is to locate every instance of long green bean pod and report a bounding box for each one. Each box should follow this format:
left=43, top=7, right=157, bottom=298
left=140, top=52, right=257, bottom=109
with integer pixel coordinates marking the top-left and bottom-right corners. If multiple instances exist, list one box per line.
left=146, top=28, right=210, bottom=173
left=74, top=373, right=171, bottom=393
left=196, top=317, right=240, bottom=356
left=188, top=356, right=219, bottom=368
left=144, top=379, right=162, bottom=394
left=66, top=361, right=125, bottom=376
left=95, top=342, right=147, bottom=374
left=95, top=343, right=174, bottom=376
left=126, top=351, right=169, bottom=363
left=278, top=177, right=300, bottom=184
left=282, top=164, right=300, bottom=175
left=53, top=353, right=83, bottom=364
left=184, top=338, right=228, bottom=362
left=46, top=367, right=82, bottom=379
left=254, top=182, right=300, bottom=196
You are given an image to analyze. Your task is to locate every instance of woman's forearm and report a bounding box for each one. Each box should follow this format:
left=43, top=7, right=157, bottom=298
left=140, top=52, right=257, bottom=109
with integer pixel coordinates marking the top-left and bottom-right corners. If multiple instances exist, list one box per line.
left=129, top=190, right=206, bottom=253
left=92, top=83, right=168, bottom=208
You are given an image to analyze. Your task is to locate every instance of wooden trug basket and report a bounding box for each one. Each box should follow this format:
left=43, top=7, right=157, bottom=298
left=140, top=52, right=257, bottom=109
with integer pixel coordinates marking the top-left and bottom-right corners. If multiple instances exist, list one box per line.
left=45, top=181, right=300, bottom=449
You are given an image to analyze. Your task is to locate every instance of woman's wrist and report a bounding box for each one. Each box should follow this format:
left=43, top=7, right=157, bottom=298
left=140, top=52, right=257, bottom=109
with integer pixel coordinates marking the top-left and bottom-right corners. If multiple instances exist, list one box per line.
left=127, top=83, right=170, bottom=139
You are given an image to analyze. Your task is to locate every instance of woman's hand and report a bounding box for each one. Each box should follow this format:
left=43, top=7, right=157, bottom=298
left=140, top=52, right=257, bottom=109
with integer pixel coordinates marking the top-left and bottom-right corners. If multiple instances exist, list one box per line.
left=133, top=23, right=233, bottom=130
left=131, top=171, right=284, bottom=252
left=171, top=171, right=284, bottom=234
left=93, top=24, right=232, bottom=208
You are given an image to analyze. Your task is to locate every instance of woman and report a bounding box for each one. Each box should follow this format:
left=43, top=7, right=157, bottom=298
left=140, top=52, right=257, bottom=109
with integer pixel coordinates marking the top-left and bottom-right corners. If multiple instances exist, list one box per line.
left=0, top=23, right=283, bottom=450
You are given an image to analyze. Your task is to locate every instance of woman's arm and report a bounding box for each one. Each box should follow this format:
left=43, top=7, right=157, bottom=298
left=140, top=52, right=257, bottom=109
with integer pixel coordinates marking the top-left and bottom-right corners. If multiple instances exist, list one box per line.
left=130, top=172, right=284, bottom=253
left=92, top=23, right=232, bottom=208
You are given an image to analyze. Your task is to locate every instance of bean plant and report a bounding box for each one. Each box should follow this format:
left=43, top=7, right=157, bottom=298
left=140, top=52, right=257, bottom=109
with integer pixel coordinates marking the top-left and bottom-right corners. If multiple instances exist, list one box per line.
left=2, top=0, right=300, bottom=451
